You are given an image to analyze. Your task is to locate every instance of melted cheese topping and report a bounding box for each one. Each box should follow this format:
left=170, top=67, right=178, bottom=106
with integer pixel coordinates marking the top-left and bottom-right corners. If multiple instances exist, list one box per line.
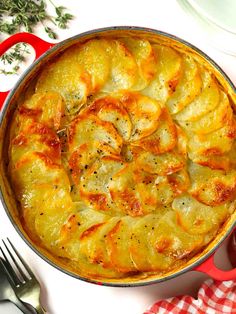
left=9, top=36, right=236, bottom=281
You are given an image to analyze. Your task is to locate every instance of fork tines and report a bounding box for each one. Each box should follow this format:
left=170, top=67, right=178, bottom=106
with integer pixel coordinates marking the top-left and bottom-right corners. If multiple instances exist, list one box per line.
left=0, top=238, right=33, bottom=286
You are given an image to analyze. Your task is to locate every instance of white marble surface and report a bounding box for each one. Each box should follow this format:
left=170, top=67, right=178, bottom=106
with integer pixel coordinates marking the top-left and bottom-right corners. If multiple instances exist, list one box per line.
left=0, top=0, right=235, bottom=313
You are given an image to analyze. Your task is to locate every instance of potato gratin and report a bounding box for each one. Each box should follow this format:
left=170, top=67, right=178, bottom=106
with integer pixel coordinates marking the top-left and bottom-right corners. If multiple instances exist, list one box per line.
left=9, top=37, right=236, bottom=279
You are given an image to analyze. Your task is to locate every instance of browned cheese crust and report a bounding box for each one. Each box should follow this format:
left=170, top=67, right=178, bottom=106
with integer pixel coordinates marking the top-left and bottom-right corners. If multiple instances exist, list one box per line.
left=8, top=37, right=236, bottom=280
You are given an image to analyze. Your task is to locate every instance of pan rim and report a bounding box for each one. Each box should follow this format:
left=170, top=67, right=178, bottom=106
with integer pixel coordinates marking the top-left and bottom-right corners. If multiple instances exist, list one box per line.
left=0, top=26, right=235, bottom=287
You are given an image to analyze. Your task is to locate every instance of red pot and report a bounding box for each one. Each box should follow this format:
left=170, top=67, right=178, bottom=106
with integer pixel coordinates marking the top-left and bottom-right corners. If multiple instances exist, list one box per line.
left=0, top=29, right=235, bottom=286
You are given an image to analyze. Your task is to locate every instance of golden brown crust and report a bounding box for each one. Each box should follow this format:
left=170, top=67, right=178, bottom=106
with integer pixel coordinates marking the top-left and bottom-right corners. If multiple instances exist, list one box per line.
left=133, top=108, right=177, bottom=154
left=8, top=36, right=236, bottom=280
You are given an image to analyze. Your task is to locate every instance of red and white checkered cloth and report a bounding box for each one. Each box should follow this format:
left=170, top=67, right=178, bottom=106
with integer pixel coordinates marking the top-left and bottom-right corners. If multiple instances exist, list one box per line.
left=144, top=279, right=236, bottom=314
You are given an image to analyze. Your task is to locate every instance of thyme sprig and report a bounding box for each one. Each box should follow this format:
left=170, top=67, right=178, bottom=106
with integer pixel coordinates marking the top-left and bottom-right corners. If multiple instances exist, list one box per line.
left=0, top=0, right=73, bottom=75
left=0, top=42, right=30, bottom=75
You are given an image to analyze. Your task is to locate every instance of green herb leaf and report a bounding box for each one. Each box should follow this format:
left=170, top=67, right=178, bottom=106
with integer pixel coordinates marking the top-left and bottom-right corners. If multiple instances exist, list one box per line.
left=44, top=26, right=57, bottom=39
left=0, top=42, right=30, bottom=75
left=0, top=0, right=73, bottom=75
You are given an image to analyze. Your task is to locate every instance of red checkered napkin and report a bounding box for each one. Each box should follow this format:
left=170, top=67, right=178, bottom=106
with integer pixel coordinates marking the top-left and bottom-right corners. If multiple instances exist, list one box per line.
left=144, top=279, right=236, bottom=314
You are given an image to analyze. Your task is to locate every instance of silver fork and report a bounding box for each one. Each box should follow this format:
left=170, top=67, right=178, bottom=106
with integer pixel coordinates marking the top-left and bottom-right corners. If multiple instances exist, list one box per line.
left=0, top=258, right=34, bottom=314
left=0, top=238, right=46, bottom=314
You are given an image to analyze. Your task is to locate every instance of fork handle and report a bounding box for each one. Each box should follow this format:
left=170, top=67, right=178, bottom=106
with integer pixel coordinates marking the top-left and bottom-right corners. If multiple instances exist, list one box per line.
left=35, top=304, right=46, bottom=314
left=13, top=298, right=35, bottom=314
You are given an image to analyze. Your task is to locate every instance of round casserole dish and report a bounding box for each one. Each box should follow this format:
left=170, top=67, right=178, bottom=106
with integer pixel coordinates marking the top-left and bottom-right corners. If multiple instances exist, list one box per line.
left=0, top=27, right=235, bottom=286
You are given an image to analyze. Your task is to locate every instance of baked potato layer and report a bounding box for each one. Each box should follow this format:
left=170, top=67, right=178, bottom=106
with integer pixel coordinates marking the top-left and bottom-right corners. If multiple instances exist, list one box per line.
left=9, top=36, right=236, bottom=280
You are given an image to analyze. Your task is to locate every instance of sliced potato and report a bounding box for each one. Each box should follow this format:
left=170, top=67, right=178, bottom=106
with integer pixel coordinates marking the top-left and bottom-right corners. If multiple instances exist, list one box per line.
left=187, top=119, right=236, bottom=171
left=187, top=118, right=236, bottom=157
left=34, top=196, right=73, bottom=247
left=69, top=142, right=119, bottom=185
left=228, top=141, right=236, bottom=168
left=108, top=156, right=176, bottom=213
left=130, top=213, right=167, bottom=271
left=119, top=91, right=162, bottom=141
left=60, top=207, right=106, bottom=245
left=106, top=217, right=137, bottom=273
left=10, top=151, right=72, bottom=245
left=172, top=194, right=233, bottom=234
left=109, top=163, right=143, bottom=216
left=166, top=55, right=202, bottom=114
left=65, top=211, right=131, bottom=277
left=179, top=91, right=233, bottom=135
left=101, top=40, right=138, bottom=92
left=10, top=122, right=61, bottom=165
left=11, top=152, right=69, bottom=192
left=79, top=156, right=125, bottom=211
left=176, top=125, right=188, bottom=156
left=59, top=208, right=123, bottom=280
left=133, top=148, right=185, bottom=175
left=36, top=55, right=91, bottom=114
left=149, top=211, right=204, bottom=260
left=129, top=215, right=154, bottom=271
left=134, top=169, right=189, bottom=210
left=22, top=182, right=72, bottom=246
left=63, top=39, right=110, bottom=92
left=69, top=254, right=124, bottom=279
left=174, top=71, right=220, bottom=121
left=168, top=168, right=190, bottom=195
left=82, top=95, right=132, bottom=141
left=135, top=171, right=176, bottom=209
left=14, top=92, right=64, bottom=132
left=121, top=38, right=157, bottom=90
left=68, top=114, right=122, bottom=183
left=69, top=114, right=122, bottom=153
left=142, top=45, right=181, bottom=103
left=188, top=153, right=231, bottom=171
left=12, top=152, right=72, bottom=244
left=133, top=108, right=177, bottom=154
left=188, top=162, right=236, bottom=206
left=79, top=217, right=120, bottom=268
